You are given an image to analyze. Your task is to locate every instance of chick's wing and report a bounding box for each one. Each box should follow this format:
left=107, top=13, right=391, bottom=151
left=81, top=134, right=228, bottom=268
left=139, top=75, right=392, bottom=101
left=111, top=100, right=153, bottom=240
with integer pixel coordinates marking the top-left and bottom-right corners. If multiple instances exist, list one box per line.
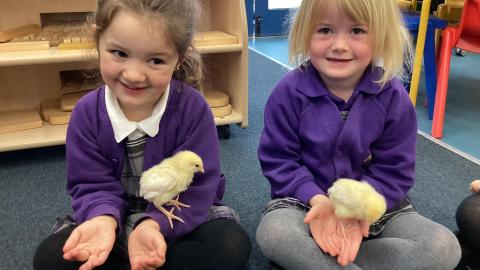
left=139, top=166, right=179, bottom=201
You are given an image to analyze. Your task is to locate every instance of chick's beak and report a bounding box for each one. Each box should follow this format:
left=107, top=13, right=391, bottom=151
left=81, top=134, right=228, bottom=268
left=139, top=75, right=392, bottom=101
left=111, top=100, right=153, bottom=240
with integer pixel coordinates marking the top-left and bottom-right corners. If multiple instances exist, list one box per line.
left=199, top=166, right=204, bottom=173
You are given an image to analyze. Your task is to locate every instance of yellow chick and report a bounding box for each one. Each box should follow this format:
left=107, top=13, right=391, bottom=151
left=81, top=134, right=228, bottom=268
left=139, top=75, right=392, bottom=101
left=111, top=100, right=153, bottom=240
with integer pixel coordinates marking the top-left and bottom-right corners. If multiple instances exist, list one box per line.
left=139, top=150, right=204, bottom=229
left=327, top=178, right=386, bottom=224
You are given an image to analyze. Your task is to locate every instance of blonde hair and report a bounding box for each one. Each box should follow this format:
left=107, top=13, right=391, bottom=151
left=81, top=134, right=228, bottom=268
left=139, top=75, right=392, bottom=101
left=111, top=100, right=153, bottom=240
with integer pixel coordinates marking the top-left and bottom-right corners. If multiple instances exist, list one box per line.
left=288, top=0, right=413, bottom=87
left=91, top=0, right=203, bottom=89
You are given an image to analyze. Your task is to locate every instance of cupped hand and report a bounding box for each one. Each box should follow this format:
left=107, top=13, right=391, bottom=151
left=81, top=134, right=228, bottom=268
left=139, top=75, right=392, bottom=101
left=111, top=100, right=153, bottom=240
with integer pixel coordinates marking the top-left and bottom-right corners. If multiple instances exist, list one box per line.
left=63, top=215, right=117, bottom=270
left=304, top=195, right=342, bottom=257
left=128, top=219, right=167, bottom=270
left=304, top=195, right=370, bottom=266
left=335, top=218, right=370, bottom=266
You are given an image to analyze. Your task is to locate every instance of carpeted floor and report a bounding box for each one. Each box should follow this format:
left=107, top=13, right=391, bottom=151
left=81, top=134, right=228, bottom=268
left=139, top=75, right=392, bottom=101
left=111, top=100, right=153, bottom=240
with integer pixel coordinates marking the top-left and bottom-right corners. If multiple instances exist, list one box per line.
left=1, top=50, right=479, bottom=270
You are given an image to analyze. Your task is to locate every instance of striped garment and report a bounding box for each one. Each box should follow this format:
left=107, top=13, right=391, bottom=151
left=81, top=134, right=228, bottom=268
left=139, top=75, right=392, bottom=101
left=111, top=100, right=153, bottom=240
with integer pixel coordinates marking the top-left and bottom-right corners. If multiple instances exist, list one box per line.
left=121, top=129, right=149, bottom=214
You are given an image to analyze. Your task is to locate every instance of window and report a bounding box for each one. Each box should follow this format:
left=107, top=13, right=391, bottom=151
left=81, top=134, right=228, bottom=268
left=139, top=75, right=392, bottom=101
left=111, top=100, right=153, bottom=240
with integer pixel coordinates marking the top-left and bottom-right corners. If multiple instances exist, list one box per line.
left=268, top=0, right=302, bottom=9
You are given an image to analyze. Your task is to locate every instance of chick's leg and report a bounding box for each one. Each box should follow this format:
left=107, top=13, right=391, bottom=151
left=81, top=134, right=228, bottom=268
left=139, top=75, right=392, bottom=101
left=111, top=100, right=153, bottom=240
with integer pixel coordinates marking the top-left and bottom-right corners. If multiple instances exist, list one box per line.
left=167, top=194, right=191, bottom=211
left=153, top=199, right=185, bottom=229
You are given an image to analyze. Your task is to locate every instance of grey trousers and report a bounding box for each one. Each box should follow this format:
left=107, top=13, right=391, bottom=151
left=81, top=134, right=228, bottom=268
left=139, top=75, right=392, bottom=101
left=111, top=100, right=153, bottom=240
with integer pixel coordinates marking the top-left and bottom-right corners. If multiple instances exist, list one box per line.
left=256, top=206, right=461, bottom=270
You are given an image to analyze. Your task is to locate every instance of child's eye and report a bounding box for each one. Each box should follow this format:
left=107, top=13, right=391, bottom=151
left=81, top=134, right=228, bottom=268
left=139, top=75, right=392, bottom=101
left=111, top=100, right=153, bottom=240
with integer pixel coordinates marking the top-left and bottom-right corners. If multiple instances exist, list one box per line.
left=317, top=27, right=332, bottom=34
left=111, top=50, right=128, bottom=58
left=149, top=58, right=165, bottom=65
left=352, top=27, right=367, bottom=35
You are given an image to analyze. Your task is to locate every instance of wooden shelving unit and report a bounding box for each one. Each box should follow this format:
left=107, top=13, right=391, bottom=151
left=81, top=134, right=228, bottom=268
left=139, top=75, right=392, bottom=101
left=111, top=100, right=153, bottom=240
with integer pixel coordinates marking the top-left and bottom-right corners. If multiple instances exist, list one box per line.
left=0, top=0, right=248, bottom=152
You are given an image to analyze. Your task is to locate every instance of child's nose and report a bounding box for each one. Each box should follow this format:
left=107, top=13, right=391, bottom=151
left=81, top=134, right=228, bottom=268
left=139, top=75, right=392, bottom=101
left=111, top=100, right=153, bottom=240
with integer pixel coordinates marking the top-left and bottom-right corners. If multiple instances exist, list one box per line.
left=122, top=62, right=146, bottom=83
left=332, top=35, right=349, bottom=51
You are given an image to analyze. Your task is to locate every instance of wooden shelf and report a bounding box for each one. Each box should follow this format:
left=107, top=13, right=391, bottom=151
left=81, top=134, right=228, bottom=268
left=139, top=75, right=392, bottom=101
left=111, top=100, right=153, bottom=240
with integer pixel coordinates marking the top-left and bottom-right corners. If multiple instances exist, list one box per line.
left=0, top=122, right=67, bottom=152
left=0, top=32, right=242, bottom=67
left=0, top=48, right=96, bottom=67
left=197, top=44, right=242, bottom=54
left=0, top=0, right=248, bottom=151
left=0, top=109, right=242, bottom=152
left=214, top=109, right=242, bottom=126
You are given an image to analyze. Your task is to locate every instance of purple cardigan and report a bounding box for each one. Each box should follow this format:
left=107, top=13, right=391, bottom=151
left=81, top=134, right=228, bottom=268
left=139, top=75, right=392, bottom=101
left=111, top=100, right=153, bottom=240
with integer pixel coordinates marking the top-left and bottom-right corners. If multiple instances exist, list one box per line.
left=258, top=64, right=417, bottom=210
left=66, top=80, right=225, bottom=242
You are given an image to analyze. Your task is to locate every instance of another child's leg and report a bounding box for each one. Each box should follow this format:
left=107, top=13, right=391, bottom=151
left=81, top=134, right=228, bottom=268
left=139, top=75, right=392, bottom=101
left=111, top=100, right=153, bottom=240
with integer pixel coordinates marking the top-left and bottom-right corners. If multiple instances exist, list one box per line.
left=456, top=193, right=480, bottom=253
left=33, top=226, right=130, bottom=270
left=256, top=207, right=361, bottom=270
left=33, top=226, right=81, bottom=270
left=161, top=218, right=251, bottom=270
left=355, top=212, right=461, bottom=270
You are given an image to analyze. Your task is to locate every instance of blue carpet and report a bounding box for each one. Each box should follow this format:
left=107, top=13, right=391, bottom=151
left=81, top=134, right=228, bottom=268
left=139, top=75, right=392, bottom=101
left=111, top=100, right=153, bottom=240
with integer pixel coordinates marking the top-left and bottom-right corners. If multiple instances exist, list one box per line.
left=0, top=50, right=479, bottom=270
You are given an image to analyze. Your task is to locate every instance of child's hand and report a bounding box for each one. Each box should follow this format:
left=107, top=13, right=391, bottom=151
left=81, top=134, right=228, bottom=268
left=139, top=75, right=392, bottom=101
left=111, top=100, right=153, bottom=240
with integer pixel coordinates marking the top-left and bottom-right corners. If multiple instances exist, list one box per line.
left=63, top=215, right=117, bottom=270
left=304, top=195, right=342, bottom=257
left=335, top=218, right=368, bottom=266
left=128, top=218, right=167, bottom=270
left=470, top=180, right=480, bottom=193
left=304, top=194, right=367, bottom=266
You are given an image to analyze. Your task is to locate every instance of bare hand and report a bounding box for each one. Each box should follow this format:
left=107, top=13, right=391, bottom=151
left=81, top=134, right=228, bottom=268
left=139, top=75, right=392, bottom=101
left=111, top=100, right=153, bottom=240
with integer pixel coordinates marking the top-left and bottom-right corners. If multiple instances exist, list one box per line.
left=304, top=195, right=342, bottom=257
left=128, top=219, right=167, bottom=270
left=470, top=180, right=480, bottom=193
left=335, top=218, right=370, bottom=266
left=63, top=215, right=117, bottom=270
left=304, top=195, right=370, bottom=266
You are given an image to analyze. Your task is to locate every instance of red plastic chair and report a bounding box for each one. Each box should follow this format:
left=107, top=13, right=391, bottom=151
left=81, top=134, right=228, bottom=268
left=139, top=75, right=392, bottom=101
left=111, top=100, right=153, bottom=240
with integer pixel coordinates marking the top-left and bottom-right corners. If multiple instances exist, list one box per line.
left=432, top=0, right=480, bottom=138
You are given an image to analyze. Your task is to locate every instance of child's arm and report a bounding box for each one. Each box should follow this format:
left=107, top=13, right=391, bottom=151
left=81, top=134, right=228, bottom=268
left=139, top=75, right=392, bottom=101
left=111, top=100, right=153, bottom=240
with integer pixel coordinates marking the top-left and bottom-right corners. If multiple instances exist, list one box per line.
left=360, top=81, right=417, bottom=210
left=66, top=90, right=128, bottom=230
left=258, top=76, right=324, bottom=204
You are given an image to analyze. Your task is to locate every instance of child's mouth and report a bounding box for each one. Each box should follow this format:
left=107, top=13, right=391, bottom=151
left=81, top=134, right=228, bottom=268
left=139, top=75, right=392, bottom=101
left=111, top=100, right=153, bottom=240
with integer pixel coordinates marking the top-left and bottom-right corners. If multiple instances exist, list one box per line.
left=121, top=82, right=146, bottom=91
left=327, top=58, right=351, bottom=62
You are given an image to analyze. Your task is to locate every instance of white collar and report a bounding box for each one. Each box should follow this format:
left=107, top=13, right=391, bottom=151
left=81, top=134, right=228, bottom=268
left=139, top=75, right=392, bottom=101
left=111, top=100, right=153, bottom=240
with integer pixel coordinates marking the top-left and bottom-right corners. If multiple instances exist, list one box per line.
left=105, top=84, right=170, bottom=143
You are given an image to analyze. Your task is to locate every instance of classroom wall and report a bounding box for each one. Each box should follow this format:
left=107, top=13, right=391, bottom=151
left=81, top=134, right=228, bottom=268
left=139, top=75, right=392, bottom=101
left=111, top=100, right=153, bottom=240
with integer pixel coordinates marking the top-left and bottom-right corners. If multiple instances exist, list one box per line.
left=245, top=0, right=290, bottom=37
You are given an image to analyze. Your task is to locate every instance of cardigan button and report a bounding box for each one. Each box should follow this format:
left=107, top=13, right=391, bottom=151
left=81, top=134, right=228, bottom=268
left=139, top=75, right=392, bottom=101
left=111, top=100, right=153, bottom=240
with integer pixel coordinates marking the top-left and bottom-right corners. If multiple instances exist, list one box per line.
left=111, top=158, right=118, bottom=165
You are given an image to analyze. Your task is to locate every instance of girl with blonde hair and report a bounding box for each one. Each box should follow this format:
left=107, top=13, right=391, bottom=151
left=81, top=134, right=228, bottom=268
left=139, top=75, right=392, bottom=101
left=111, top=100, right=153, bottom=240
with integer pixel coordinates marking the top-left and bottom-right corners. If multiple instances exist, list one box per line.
left=256, top=0, right=461, bottom=269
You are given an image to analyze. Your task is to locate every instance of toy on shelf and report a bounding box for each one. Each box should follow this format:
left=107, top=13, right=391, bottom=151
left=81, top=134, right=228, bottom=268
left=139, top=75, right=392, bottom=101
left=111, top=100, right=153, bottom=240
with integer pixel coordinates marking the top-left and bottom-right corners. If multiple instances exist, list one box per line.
left=0, top=109, right=43, bottom=134
left=0, top=24, right=41, bottom=42
left=203, top=88, right=232, bottom=117
left=58, top=69, right=101, bottom=111
left=60, top=90, right=91, bottom=112
left=40, top=99, right=71, bottom=125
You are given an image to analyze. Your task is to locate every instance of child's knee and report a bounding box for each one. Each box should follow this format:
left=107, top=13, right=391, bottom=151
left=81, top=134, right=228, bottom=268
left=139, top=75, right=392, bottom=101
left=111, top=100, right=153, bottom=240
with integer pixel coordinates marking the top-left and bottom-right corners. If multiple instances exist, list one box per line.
left=425, top=228, right=462, bottom=270
left=33, top=227, right=76, bottom=270
left=256, top=212, right=292, bottom=255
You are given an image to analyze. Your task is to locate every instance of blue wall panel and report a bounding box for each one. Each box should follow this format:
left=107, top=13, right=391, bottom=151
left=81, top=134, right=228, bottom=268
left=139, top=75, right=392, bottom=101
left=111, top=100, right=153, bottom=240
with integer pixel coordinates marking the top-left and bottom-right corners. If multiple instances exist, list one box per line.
left=244, top=0, right=290, bottom=37
left=254, top=1, right=290, bottom=36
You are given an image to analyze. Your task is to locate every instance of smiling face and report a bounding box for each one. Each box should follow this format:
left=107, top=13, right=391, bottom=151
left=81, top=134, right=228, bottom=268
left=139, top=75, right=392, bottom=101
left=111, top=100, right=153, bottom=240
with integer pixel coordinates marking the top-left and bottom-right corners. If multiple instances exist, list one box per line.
left=98, top=10, right=179, bottom=121
left=309, top=2, right=373, bottom=91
